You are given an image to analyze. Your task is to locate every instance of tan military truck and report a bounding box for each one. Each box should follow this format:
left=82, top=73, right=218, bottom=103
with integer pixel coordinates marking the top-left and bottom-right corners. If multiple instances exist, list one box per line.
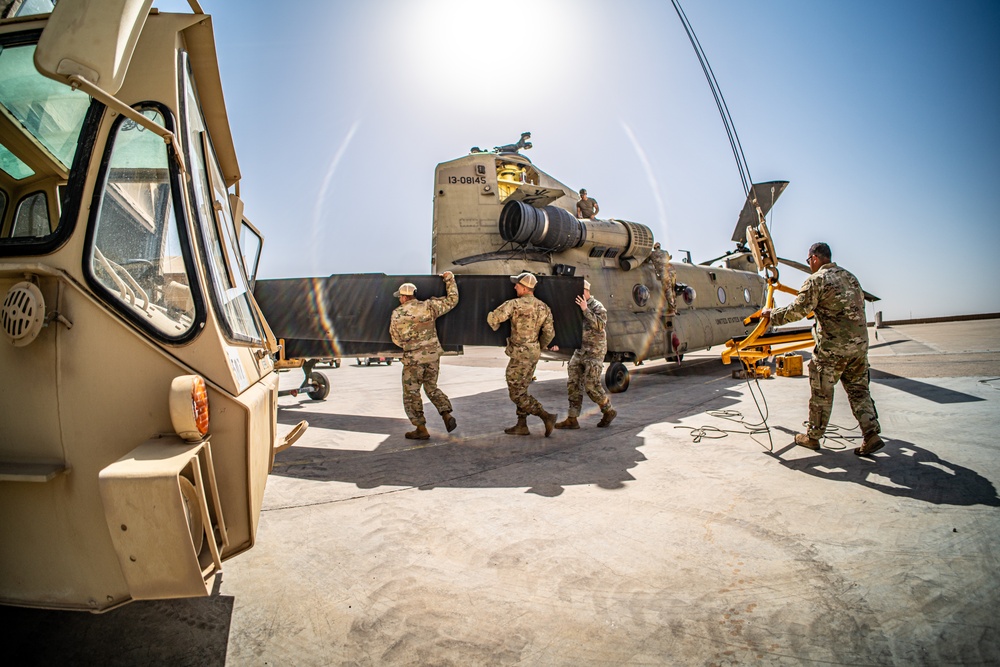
left=1, top=0, right=304, bottom=611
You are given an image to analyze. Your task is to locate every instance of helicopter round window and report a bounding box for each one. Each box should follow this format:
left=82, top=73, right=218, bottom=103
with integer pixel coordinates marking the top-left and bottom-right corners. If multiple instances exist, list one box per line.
left=743, top=287, right=751, bottom=303
left=717, top=286, right=727, bottom=304
left=632, top=284, right=650, bottom=307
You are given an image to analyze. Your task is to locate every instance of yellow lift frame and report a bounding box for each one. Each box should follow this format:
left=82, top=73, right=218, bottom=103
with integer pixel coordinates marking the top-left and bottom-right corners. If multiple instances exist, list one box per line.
left=721, top=217, right=815, bottom=375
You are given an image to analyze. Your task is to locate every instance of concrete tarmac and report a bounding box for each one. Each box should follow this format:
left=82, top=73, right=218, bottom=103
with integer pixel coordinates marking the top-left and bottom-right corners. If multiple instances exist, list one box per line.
left=5, top=320, right=999, bottom=666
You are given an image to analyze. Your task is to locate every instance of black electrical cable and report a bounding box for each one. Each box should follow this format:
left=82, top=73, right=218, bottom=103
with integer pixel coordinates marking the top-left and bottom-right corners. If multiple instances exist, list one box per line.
left=670, top=0, right=754, bottom=197
left=675, top=350, right=775, bottom=451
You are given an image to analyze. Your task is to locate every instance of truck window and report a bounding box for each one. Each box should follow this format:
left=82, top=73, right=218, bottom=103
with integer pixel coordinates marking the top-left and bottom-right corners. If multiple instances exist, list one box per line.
left=11, top=191, right=49, bottom=237
left=87, top=107, right=198, bottom=338
left=0, top=40, right=90, bottom=247
left=181, top=54, right=263, bottom=344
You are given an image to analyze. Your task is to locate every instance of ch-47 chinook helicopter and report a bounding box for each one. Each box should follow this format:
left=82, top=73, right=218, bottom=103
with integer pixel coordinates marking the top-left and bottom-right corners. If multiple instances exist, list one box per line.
left=0, top=0, right=305, bottom=611
left=252, top=0, right=824, bottom=394
left=430, top=132, right=790, bottom=392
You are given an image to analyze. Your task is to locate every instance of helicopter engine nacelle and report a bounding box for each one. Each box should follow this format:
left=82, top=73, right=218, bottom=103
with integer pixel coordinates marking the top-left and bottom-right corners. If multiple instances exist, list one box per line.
left=498, top=200, right=654, bottom=270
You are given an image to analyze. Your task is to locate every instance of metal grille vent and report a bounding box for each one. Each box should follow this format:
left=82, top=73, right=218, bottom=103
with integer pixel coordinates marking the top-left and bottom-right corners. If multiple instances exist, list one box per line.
left=620, top=220, right=654, bottom=260
left=2, top=281, right=45, bottom=347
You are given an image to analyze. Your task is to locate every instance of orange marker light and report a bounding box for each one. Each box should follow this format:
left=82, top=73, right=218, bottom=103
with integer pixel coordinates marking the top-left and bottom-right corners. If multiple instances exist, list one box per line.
left=191, top=376, right=209, bottom=436
left=170, top=375, right=210, bottom=441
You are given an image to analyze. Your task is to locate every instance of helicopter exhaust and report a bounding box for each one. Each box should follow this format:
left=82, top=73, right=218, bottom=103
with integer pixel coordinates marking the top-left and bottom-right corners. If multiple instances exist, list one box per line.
left=499, top=200, right=583, bottom=250
left=499, top=200, right=654, bottom=269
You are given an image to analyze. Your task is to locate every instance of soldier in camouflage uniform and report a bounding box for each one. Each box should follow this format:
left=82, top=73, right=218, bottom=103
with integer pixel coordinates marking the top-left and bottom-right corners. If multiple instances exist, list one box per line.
left=762, top=242, right=884, bottom=456
left=389, top=272, right=459, bottom=440
left=649, top=242, right=676, bottom=315
left=487, top=272, right=558, bottom=437
left=555, top=280, right=617, bottom=429
left=576, top=188, right=599, bottom=220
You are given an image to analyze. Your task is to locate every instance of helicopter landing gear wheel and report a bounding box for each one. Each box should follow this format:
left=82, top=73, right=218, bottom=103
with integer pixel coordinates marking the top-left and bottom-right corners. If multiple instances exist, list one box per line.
left=307, top=371, right=330, bottom=400
left=605, top=361, right=630, bottom=393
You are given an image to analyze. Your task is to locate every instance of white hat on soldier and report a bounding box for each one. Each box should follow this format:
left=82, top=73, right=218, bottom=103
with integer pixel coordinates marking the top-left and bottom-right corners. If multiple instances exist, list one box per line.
left=394, top=282, right=416, bottom=298
left=510, top=272, right=537, bottom=289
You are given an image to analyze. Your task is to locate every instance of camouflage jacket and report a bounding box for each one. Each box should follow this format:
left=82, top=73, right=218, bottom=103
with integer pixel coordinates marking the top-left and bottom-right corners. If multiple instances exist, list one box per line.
left=487, top=293, right=555, bottom=353
left=577, top=296, right=608, bottom=360
left=389, top=275, right=458, bottom=364
left=649, top=249, right=669, bottom=280
left=770, top=262, right=868, bottom=359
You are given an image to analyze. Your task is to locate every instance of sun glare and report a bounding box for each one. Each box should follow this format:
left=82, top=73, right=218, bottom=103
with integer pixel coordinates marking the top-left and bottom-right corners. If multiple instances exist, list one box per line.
left=389, top=0, right=587, bottom=113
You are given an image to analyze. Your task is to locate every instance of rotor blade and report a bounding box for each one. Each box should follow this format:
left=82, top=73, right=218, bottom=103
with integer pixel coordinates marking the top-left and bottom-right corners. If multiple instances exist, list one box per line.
left=699, top=251, right=734, bottom=266
left=731, top=180, right=789, bottom=243
left=699, top=247, right=748, bottom=266
left=777, top=256, right=809, bottom=273
left=777, top=257, right=880, bottom=302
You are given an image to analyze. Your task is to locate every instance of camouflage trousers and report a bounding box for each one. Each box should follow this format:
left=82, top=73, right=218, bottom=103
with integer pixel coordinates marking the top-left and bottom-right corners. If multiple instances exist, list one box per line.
left=663, top=271, right=676, bottom=315
left=806, top=351, right=880, bottom=440
left=505, top=348, right=544, bottom=417
left=401, top=360, right=452, bottom=426
left=566, top=352, right=612, bottom=418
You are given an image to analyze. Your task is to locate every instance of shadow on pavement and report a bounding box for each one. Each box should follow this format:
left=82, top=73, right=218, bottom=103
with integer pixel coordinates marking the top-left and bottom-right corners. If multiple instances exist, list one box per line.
left=0, top=582, right=233, bottom=667
left=870, top=369, right=985, bottom=404
left=769, top=432, right=1000, bottom=506
left=273, top=356, right=999, bottom=508
left=271, top=365, right=749, bottom=497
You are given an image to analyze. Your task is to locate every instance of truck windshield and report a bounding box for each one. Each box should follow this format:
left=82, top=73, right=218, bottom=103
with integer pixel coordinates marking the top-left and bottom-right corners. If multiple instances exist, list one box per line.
left=0, top=40, right=91, bottom=243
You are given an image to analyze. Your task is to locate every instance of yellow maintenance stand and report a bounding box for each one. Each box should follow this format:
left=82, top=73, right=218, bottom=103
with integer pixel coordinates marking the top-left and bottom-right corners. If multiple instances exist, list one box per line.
left=721, top=213, right=815, bottom=376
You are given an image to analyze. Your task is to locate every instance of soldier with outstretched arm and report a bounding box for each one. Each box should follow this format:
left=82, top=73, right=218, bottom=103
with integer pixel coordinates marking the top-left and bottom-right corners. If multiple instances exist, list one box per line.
left=487, top=272, right=558, bottom=437
left=649, top=242, right=676, bottom=315
left=555, top=279, right=617, bottom=429
left=389, top=272, right=459, bottom=440
left=762, top=242, right=884, bottom=456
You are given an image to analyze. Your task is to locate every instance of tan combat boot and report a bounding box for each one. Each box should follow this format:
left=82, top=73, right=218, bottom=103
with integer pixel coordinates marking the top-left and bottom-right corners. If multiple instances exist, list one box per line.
left=554, top=416, right=579, bottom=429
left=504, top=416, right=530, bottom=436
left=405, top=425, right=430, bottom=440
left=854, top=431, right=884, bottom=457
left=442, top=411, right=457, bottom=433
left=794, top=433, right=820, bottom=450
left=539, top=409, right=556, bottom=437
left=597, top=407, right=617, bottom=428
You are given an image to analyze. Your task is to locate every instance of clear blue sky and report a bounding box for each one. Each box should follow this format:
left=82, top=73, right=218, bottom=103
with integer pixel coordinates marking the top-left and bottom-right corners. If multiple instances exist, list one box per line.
left=159, top=0, right=1000, bottom=320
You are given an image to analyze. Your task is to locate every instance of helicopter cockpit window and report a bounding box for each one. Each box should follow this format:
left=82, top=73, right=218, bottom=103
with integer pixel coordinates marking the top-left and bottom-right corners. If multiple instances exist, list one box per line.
left=87, top=108, right=198, bottom=339
left=181, top=55, right=262, bottom=344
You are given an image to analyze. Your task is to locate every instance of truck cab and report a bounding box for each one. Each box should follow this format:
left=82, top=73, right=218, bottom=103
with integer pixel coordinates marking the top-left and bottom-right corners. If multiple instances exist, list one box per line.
left=0, top=0, right=303, bottom=611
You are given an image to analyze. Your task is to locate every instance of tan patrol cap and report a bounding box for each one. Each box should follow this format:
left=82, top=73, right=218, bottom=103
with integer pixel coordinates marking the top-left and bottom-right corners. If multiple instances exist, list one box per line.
left=510, top=272, right=537, bottom=289
left=583, top=279, right=591, bottom=290
left=393, top=282, right=416, bottom=298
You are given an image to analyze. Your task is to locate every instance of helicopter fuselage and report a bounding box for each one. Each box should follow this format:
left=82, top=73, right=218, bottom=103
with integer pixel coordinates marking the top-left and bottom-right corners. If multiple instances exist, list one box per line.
left=431, top=150, right=767, bottom=374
